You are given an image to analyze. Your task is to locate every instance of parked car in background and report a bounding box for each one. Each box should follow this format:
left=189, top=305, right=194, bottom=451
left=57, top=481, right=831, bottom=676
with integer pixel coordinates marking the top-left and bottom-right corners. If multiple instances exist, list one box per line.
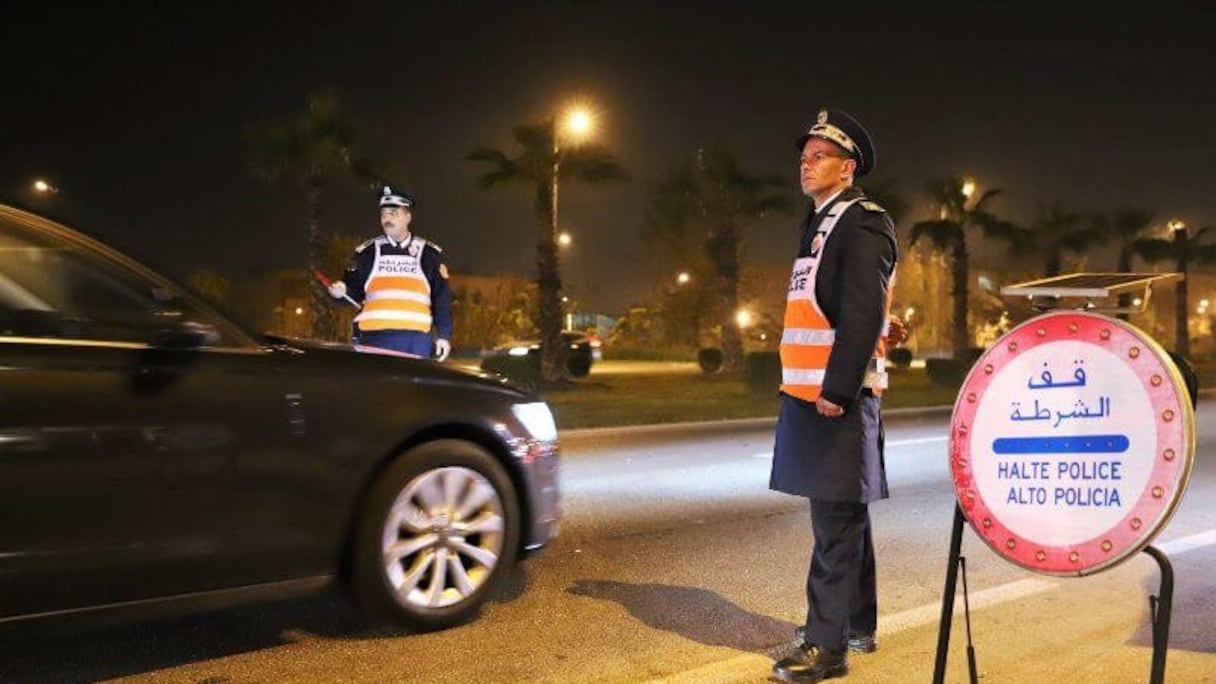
left=0, top=203, right=560, bottom=630
left=486, top=331, right=596, bottom=378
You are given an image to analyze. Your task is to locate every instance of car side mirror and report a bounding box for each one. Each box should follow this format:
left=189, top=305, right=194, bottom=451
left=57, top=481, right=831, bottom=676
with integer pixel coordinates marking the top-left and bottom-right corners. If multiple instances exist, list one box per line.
left=3, top=308, right=66, bottom=337
left=152, top=321, right=220, bottom=349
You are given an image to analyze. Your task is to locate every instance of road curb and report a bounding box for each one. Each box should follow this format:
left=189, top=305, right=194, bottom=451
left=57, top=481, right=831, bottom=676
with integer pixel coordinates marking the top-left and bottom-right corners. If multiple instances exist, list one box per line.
left=560, top=404, right=955, bottom=438
left=559, top=387, right=1214, bottom=439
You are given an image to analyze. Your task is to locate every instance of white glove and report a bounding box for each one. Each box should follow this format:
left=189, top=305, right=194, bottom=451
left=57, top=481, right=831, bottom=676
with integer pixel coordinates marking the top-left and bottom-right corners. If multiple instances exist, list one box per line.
left=434, top=338, right=451, bottom=362
left=327, top=281, right=347, bottom=299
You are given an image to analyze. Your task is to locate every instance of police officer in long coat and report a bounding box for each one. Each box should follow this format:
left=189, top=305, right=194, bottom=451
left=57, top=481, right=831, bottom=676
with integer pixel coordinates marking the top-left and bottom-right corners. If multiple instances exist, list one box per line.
left=770, top=110, right=897, bottom=683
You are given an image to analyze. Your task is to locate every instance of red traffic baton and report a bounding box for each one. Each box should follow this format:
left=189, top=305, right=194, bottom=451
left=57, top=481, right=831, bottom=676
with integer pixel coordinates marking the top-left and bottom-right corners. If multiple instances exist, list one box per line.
left=313, top=269, right=361, bottom=309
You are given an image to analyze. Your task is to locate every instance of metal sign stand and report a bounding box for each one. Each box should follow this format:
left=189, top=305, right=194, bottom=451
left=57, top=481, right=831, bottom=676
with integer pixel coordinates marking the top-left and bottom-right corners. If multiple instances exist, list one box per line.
left=932, top=506, right=1175, bottom=684
left=932, top=273, right=1190, bottom=684
left=931, top=505, right=976, bottom=684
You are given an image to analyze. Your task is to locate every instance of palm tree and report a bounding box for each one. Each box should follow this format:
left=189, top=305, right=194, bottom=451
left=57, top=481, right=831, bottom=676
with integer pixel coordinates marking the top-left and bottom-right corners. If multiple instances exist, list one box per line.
left=860, top=177, right=909, bottom=225
left=1030, top=201, right=1107, bottom=277
left=467, top=120, right=626, bottom=384
left=187, top=269, right=233, bottom=307
left=1131, top=223, right=1216, bottom=356
left=909, top=177, right=1023, bottom=360
left=245, top=90, right=355, bottom=341
left=645, top=143, right=793, bottom=374
left=1089, top=208, right=1155, bottom=318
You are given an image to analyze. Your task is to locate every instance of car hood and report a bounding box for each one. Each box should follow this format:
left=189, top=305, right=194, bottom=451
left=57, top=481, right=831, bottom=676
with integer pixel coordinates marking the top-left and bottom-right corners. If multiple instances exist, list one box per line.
left=262, top=335, right=535, bottom=400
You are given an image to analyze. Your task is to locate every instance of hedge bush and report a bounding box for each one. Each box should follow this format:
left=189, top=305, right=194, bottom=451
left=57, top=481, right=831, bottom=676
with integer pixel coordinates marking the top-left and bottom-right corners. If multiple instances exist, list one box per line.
left=887, top=347, right=913, bottom=369
left=925, top=358, right=972, bottom=388
left=745, top=351, right=782, bottom=394
left=697, top=348, right=724, bottom=373
left=567, top=352, right=592, bottom=378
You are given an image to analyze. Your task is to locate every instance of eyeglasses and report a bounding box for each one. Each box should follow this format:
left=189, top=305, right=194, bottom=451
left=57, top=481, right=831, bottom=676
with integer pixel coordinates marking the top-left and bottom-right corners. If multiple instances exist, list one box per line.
left=800, top=151, right=846, bottom=166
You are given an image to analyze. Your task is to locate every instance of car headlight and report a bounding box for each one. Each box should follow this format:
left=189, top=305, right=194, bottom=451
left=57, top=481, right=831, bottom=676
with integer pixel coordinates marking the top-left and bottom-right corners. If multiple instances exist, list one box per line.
left=512, top=402, right=557, bottom=441
left=508, top=346, right=530, bottom=357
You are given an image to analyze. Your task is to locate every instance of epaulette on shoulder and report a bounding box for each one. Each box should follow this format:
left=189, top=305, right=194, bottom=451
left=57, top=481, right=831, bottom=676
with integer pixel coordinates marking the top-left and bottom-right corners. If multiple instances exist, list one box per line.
left=354, top=237, right=378, bottom=253
left=425, top=239, right=443, bottom=254
left=859, top=200, right=886, bottom=213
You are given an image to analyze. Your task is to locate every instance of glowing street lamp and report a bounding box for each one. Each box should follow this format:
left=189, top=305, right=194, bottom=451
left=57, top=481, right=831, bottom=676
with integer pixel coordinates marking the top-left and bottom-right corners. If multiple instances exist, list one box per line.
left=32, top=178, right=58, bottom=194
left=961, top=177, right=976, bottom=200
left=558, top=231, right=572, bottom=247
left=676, top=271, right=691, bottom=286
left=565, top=108, right=594, bottom=138
left=736, top=309, right=753, bottom=328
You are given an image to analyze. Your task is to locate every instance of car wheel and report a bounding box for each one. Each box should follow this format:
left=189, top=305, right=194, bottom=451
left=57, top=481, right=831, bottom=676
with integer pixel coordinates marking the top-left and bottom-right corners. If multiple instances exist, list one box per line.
left=352, top=439, right=520, bottom=629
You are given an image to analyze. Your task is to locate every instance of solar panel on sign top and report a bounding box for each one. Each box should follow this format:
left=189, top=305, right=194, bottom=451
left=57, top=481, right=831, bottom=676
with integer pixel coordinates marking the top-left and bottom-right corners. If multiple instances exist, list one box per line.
left=999, top=273, right=1182, bottom=299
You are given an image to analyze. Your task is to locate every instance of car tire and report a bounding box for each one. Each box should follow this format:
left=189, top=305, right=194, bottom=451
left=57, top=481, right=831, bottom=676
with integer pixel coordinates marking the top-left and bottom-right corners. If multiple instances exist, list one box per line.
left=351, top=439, right=520, bottom=629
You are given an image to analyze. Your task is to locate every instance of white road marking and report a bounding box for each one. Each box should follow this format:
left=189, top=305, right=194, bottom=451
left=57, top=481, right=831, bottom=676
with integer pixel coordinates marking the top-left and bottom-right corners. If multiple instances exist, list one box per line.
left=642, top=653, right=772, bottom=684
left=750, top=435, right=947, bottom=459
left=1156, top=529, right=1216, bottom=555
left=879, top=577, right=1055, bottom=634
left=888, top=436, right=950, bottom=447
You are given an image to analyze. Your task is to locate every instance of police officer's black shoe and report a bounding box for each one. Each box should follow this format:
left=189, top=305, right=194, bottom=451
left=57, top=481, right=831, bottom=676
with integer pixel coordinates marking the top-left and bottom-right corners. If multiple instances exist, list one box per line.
left=846, top=632, right=877, bottom=653
left=771, top=642, right=848, bottom=683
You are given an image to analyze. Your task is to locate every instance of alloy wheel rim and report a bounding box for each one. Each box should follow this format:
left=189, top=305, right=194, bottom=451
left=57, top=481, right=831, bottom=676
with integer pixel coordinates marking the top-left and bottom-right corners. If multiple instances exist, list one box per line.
left=381, top=466, right=505, bottom=609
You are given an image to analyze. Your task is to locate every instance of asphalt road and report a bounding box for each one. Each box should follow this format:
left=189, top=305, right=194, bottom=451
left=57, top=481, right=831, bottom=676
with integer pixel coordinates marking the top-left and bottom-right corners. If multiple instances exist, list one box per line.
left=3, top=404, right=1214, bottom=683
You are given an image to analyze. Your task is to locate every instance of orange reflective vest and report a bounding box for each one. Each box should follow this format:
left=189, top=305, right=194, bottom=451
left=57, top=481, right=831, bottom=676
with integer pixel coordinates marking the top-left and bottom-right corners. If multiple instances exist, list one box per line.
left=354, top=237, right=434, bottom=333
left=780, top=197, right=892, bottom=403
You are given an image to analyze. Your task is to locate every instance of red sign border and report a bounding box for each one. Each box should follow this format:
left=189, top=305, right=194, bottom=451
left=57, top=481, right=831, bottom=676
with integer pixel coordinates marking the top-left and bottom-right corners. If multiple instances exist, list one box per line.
left=950, top=311, right=1195, bottom=576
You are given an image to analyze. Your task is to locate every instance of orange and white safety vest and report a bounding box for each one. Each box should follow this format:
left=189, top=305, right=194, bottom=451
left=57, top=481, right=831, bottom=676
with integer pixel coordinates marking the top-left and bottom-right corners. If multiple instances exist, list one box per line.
left=780, top=197, right=891, bottom=403
left=354, top=237, right=434, bottom=333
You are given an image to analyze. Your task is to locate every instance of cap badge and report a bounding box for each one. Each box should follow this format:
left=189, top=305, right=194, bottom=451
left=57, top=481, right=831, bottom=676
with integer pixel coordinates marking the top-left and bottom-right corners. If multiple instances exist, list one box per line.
left=816, top=110, right=828, bottom=124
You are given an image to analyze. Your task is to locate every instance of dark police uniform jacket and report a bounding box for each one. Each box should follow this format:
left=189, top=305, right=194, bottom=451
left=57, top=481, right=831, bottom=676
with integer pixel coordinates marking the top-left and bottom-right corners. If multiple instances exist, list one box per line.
left=769, top=186, right=898, bottom=503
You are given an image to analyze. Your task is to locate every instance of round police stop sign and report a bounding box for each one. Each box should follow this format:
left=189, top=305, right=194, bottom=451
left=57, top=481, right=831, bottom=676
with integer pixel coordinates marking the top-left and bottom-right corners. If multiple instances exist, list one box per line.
left=950, top=311, right=1195, bottom=576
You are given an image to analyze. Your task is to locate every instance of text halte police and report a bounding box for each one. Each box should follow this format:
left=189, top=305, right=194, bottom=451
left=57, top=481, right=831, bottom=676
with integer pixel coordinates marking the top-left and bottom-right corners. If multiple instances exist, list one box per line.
left=997, top=459, right=1124, bottom=508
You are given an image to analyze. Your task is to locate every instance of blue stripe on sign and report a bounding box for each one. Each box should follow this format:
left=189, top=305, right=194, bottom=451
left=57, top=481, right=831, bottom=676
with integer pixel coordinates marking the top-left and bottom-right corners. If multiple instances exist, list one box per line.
left=992, top=435, right=1130, bottom=454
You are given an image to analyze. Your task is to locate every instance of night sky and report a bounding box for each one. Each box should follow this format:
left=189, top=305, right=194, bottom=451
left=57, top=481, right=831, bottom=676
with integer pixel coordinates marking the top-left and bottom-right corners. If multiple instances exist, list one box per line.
left=3, top=1, right=1214, bottom=311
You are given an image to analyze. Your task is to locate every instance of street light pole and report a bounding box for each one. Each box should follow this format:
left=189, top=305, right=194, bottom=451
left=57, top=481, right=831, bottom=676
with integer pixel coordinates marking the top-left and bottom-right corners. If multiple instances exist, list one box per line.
left=536, top=118, right=566, bottom=382
left=552, top=120, right=561, bottom=257
left=538, top=105, right=594, bottom=382
left=1170, top=220, right=1189, bottom=357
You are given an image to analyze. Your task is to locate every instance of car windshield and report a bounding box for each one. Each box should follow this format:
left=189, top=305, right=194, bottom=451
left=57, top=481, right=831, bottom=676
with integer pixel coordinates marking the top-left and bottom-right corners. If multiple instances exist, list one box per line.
left=0, top=209, right=251, bottom=346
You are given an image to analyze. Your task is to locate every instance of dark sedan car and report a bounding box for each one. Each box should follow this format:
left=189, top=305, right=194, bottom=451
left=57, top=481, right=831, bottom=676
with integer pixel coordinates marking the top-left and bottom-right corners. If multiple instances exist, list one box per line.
left=0, top=204, right=559, bottom=629
left=485, top=332, right=596, bottom=377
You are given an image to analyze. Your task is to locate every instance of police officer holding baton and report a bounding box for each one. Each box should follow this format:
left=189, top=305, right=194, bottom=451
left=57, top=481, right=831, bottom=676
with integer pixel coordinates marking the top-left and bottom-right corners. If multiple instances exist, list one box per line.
left=328, top=184, right=453, bottom=360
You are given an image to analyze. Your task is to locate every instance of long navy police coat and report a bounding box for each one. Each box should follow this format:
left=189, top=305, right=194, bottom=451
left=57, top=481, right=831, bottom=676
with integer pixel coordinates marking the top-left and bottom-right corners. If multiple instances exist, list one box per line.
left=769, top=188, right=897, bottom=503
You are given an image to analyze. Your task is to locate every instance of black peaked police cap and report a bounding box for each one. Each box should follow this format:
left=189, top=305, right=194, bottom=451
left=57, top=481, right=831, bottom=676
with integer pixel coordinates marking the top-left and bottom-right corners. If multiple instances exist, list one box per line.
left=795, top=109, right=876, bottom=177
left=378, top=184, right=414, bottom=209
